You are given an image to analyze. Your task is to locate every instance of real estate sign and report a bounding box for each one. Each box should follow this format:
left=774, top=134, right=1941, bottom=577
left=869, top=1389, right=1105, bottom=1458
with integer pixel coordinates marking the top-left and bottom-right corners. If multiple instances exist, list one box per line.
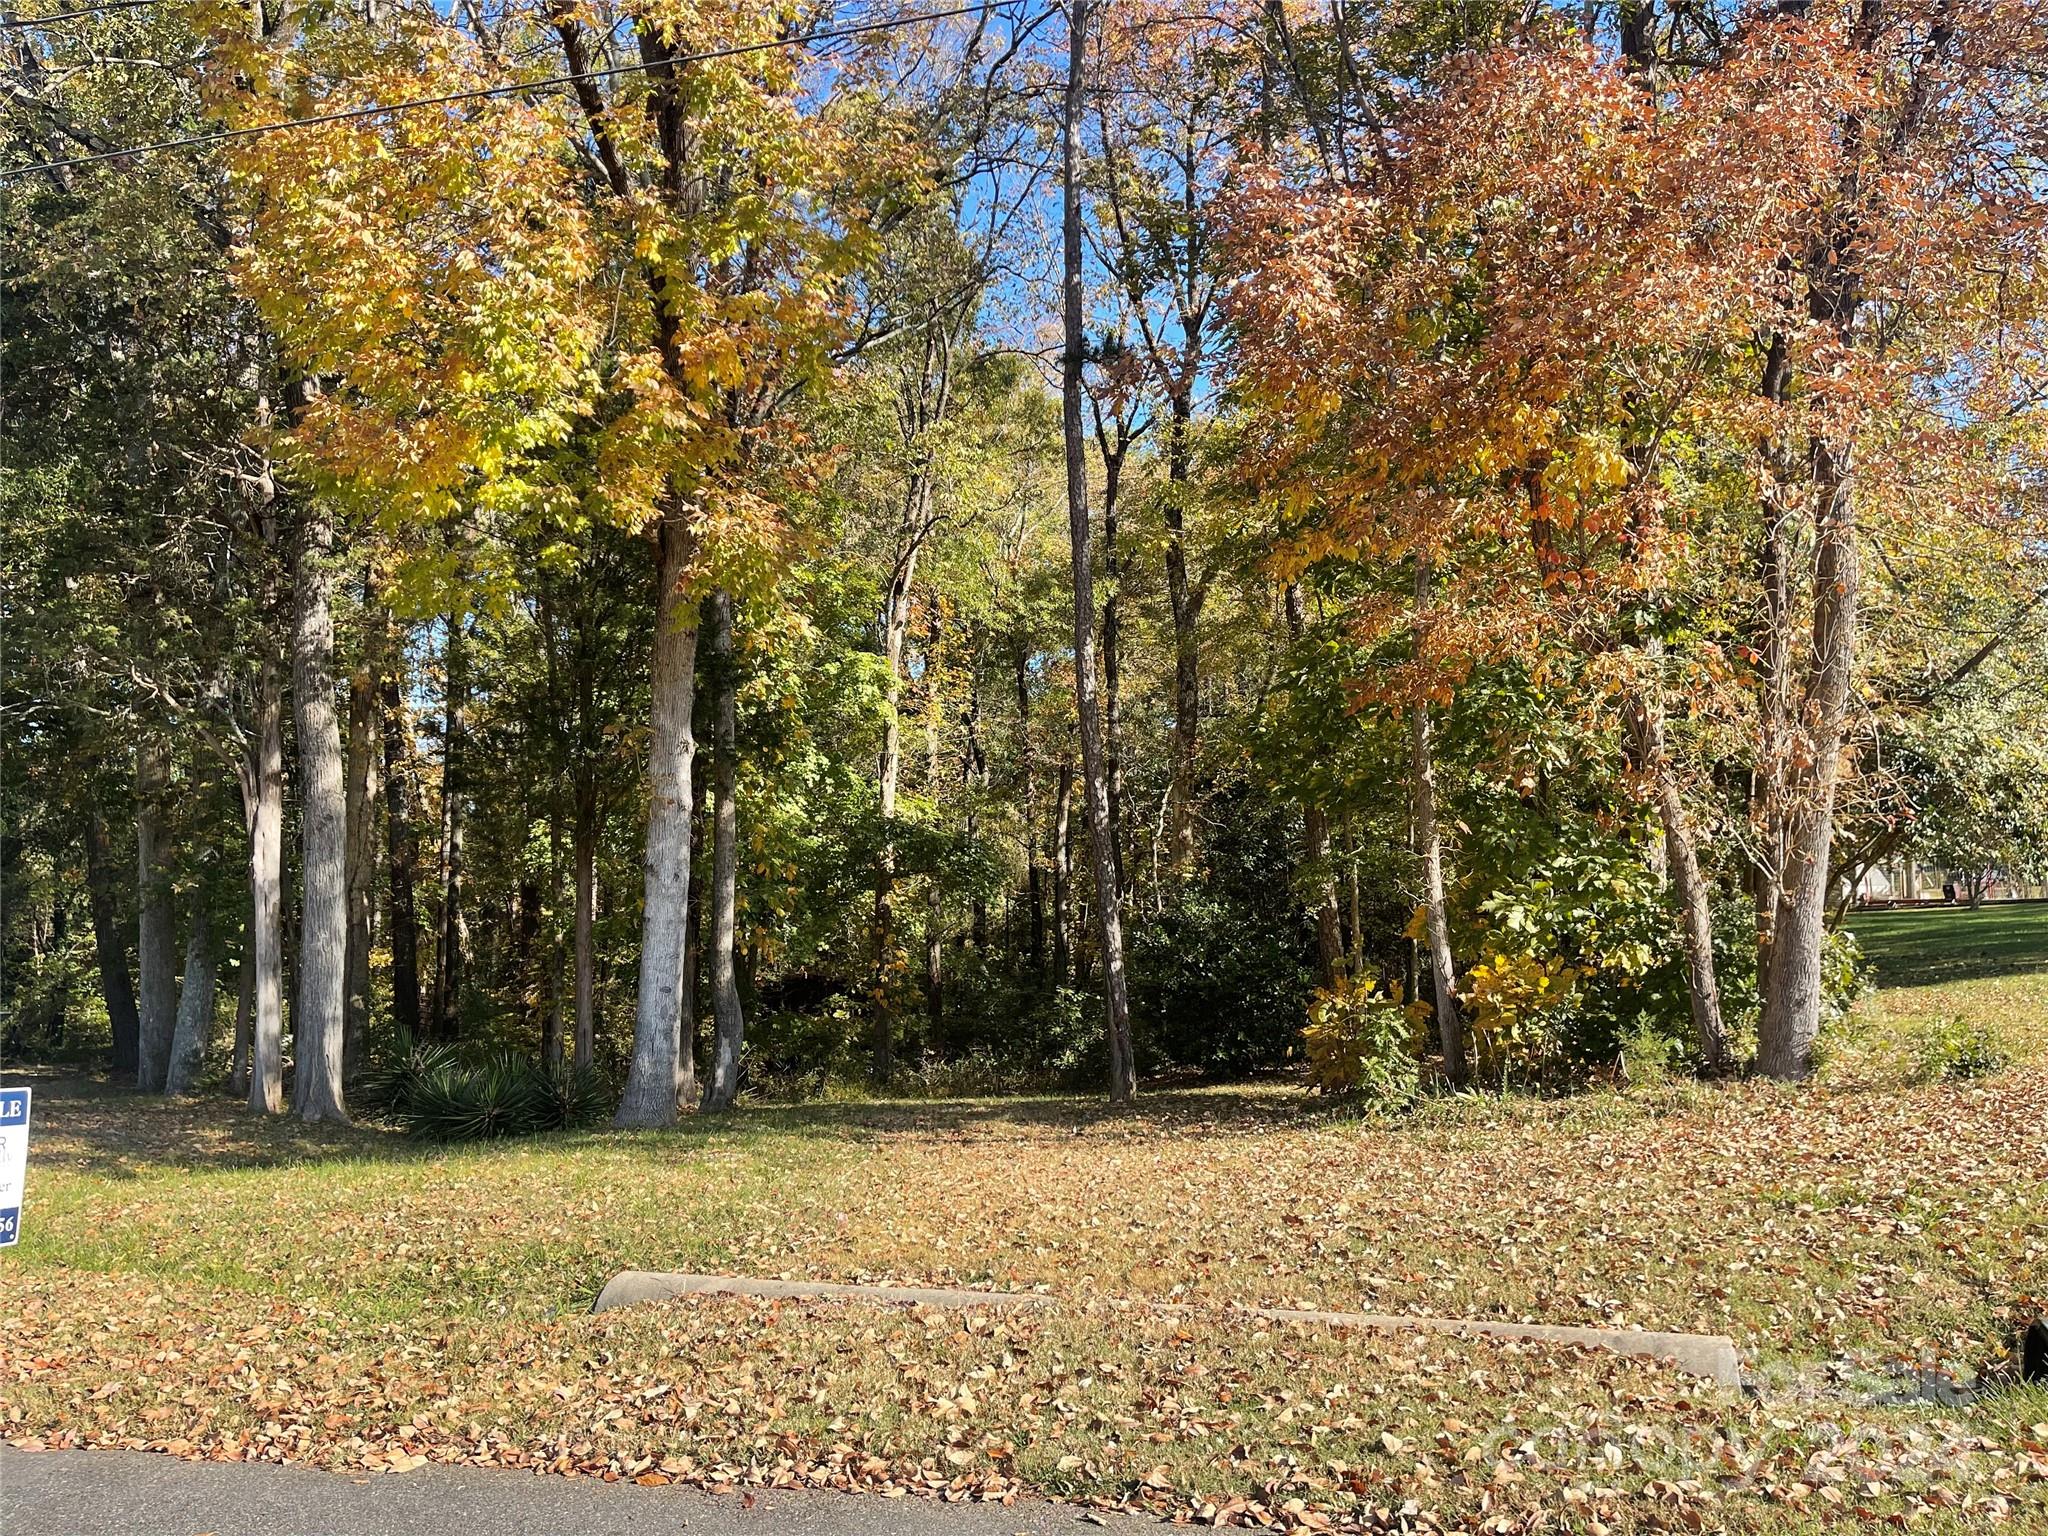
left=0, top=1086, right=29, bottom=1247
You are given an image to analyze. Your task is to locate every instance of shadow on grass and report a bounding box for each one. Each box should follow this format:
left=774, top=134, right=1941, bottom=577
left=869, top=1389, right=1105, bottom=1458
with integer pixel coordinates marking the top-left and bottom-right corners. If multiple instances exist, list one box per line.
left=12, top=1066, right=1344, bottom=1180
left=1846, top=901, right=2048, bottom=986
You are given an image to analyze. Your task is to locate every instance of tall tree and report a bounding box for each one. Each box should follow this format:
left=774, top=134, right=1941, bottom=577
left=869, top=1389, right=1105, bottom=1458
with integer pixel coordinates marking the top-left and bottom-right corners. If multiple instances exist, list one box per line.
left=133, top=739, right=176, bottom=1092
left=1063, top=0, right=1136, bottom=1103
left=700, top=590, right=746, bottom=1112
left=290, top=495, right=348, bottom=1123
left=434, top=608, right=469, bottom=1039
left=82, top=814, right=140, bottom=1081
left=342, top=577, right=380, bottom=1075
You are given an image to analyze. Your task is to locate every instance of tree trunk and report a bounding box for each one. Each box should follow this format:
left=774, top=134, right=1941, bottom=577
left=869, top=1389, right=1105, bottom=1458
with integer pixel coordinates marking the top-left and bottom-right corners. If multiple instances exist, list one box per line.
left=1753, top=518, right=1791, bottom=986
left=542, top=782, right=566, bottom=1071
left=922, top=608, right=946, bottom=1044
left=870, top=476, right=929, bottom=1082
left=1304, top=804, right=1344, bottom=992
left=1411, top=561, right=1466, bottom=1086
left=134, top=739, right=176, bottom=1092
left=165, top=907, right=217, bottom=1095
left=572, top=777, right=598, bottom=1074
left=1063, top=0, right=1136, bottom=1104
left=342, top=622, right=378, bottom=1080
left=677, top=779, right=703, bottom=1108
left=701, top=591, right=747, bottom=1113
left=1627, top=663, right=1730, bottom=1074
left=84, top=812, right=140, bottom=1081
left=434, top=610, right=468, bottom=1039
left=291, top=502, right=348, bottom=1123
left=964, top=633, right=989, bottom=948
left=230, top=948, right=254, bottom=1100
left=1758, top=447, right=1859, bottom=1080
left=380, top=628, right=423, bottom=1040
left=617, top=518, right=699, bottom=1127
left=242, top=658, right=287, bottom=1115
left=1015, top=643, right=1046, bottom=976
left=1285, top=584, right=1343, bottom=990
left=1164, top=395, right=1200, bottom=874
left=1099, top=442, right=1128, bottom=901
left=513, top=858, right=543, bottom=1038
left=1053, top=757, right=1074, bottom=985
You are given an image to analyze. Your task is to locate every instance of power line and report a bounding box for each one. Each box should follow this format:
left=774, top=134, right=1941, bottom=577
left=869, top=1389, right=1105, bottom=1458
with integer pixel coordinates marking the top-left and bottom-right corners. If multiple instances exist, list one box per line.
left=3, top=0, right=160, bottom=27
left=3, top=0, right=1005, bottom=179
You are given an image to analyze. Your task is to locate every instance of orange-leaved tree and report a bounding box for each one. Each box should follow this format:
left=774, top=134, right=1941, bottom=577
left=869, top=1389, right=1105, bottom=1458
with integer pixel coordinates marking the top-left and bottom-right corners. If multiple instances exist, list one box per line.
left=1223, top=4, right=2047, bottom=1079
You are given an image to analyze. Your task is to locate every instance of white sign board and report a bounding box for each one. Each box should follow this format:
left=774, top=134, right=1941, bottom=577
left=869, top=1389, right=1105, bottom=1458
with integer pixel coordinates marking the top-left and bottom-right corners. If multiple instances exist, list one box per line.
left=0, top=1086, right=29, bottom=1247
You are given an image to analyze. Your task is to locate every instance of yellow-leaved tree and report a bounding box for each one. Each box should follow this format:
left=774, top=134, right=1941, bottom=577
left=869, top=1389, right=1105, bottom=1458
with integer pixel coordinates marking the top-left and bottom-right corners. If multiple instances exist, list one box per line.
left=214, top=0, right=931, bottom=1123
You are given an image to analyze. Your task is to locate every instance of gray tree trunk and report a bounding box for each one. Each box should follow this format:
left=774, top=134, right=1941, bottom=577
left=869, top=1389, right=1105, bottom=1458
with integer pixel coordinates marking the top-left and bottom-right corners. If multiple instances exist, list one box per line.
left=1163, top=397, right=1200, bottom=874
left=1052, top=757, right=1074, bottom=984
left=676, top=781, right=703, bottom=1108
left=342, top=629, right=379, bottom=1080
left=1014, top=644, right=1045, bottom=974
left=165, top=907, right=217, bottom=1095
left=291, top=502, right=348, bottom=1123
left=1410, top=561, right=1466, bottom=1084
left=870, top=477, right=928, bottom=1082
left=701, top=591, right=747, bottom=1113
left=617, top=519, right=698, bottom=1127
left=923, top=614, right=945, bottom=1040
left=242, top=658, right=287, bottom=1115
left=1758, top=448, right=1859, bottom=1080
left=434, top=610, right=468, bottom=1037
left=1628, top=659, right=1729, bottom=1073
left=1097, top=437, right=1128, bottom=901
left=1062, top=0, right=1135, bottom=1104
left=230, top=948, right=254, bottom=1100
left=1285, top=584, right=1343, bottom=991
left=84, top=812, right=140, bottom=1081
left=135, top=740, right=177, bottom=1091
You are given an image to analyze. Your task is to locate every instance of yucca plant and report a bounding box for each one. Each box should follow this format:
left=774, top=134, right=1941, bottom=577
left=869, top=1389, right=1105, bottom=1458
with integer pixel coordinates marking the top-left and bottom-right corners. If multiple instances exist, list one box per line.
left=362, top=1030, right=466, bottom=1119
left=531, top=1063, right=611, bottom=1131
left=401, top=1053, right=549, bottom=1142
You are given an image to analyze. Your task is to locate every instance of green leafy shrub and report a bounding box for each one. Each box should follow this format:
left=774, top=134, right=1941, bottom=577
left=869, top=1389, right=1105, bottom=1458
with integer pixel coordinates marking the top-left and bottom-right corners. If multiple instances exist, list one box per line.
left=1818, top=927, right=1872, bottom=1027
left=1303, top=974, right=1418, bottom=1103
left=1912, top=1015, right=2009, bottom=1084
left=1458, top=832, right=1690, bottom=1083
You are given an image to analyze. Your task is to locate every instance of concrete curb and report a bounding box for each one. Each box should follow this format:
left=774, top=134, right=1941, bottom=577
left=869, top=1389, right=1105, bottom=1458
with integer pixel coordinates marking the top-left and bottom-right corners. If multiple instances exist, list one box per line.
left=589, top=1271, right=1745, bottom=1387
left=591, top=1271, right=1053, bottom=1316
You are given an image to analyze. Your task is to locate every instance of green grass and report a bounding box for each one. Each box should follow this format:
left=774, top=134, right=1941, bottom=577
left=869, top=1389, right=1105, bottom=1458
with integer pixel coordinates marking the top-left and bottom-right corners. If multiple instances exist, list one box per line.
left=1845, top=900, right=2048, bottom=985
left=4, top=960, right=2045, bottom=1532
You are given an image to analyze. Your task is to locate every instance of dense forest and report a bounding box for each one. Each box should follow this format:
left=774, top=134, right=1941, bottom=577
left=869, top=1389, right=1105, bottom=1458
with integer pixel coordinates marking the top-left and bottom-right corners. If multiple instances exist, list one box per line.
left=4, top=0, right=2044, bottom=1125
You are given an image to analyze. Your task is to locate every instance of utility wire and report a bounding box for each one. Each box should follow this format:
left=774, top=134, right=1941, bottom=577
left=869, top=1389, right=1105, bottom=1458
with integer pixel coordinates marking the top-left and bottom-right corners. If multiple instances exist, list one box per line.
left=3, top=0, right=1002, bottom=178
left=3, top=0, right=160, bottom=26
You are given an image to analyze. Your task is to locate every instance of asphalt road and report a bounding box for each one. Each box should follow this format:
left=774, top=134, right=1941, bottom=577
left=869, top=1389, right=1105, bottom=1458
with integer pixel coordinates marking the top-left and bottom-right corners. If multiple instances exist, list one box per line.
left=0, top=1449, right=1134, bottom=1536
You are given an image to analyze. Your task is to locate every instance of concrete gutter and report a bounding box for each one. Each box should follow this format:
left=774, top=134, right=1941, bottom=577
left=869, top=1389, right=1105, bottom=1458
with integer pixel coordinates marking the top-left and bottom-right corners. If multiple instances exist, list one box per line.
left=590, top=1271, right=1745, bottom=1388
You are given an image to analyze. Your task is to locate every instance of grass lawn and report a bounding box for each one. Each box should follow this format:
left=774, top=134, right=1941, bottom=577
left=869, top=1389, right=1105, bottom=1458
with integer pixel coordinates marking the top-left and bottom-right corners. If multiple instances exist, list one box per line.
left=4, top=930, right=2045, bottom=1533
left=1845, top=902, right=2048, bottom=987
